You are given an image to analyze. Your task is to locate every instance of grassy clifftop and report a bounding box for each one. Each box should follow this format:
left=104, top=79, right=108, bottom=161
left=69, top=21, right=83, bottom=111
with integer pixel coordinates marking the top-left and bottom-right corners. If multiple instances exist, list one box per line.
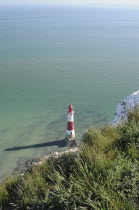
left=0, top=107, right=139, bottom=210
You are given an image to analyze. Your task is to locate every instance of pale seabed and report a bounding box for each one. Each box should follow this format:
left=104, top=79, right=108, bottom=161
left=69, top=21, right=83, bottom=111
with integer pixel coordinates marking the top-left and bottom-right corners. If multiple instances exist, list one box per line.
left=0, top=7, right=139, bottom=179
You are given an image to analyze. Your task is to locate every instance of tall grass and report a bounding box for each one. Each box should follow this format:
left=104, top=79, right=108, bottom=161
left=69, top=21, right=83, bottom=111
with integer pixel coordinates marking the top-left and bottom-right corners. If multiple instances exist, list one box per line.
left=0, top=107, right=139, bottom=209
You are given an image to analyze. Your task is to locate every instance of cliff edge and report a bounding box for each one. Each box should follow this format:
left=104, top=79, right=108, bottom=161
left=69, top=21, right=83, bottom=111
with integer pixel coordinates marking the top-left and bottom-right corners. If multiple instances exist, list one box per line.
left=112, top=90, right=139, bottom=125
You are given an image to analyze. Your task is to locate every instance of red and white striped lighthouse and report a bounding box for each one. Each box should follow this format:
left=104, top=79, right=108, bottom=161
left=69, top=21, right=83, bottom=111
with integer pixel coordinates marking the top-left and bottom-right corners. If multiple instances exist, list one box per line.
left=65, top=105, right=77, bottom=146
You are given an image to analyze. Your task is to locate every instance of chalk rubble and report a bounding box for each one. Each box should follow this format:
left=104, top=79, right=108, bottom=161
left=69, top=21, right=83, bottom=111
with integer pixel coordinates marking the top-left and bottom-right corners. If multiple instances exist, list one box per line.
left=34, top=147, right=79, bottom=166
left=112, top=90, right=139, bottom=125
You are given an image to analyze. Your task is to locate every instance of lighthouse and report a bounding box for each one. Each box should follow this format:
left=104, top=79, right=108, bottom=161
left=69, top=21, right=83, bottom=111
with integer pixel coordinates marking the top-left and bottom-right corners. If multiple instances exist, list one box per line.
left=65, top=105, right=77, bottom=146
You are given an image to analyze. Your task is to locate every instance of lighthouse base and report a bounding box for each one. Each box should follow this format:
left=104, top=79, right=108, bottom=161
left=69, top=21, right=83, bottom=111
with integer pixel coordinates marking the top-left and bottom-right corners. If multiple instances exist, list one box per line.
left=65, top=137, right=77, bottom=147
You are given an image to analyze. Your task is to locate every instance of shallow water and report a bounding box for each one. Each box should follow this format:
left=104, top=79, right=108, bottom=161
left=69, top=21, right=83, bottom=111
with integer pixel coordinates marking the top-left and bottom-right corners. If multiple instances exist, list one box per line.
left=0, top=7, right=139, bottom=179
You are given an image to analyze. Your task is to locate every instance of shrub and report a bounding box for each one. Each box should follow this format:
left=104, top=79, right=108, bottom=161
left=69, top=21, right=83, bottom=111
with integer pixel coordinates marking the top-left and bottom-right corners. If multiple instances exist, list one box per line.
left=127, top=104, right=139, bottom=123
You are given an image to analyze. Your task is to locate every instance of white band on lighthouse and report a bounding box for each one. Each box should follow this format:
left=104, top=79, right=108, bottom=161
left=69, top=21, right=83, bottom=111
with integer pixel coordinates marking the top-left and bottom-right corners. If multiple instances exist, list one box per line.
left=67, top=114, right=74, bottom=122
left=66, top=130, right=75, bottom=135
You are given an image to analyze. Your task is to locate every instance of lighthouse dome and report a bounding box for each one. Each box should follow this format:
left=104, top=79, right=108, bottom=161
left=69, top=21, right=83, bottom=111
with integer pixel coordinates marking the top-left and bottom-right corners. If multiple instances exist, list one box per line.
left=68, top=104, right=74, bottom=113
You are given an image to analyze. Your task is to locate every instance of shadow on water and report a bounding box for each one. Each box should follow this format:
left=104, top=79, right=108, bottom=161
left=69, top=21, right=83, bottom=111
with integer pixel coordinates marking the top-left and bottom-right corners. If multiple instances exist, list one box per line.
left=5, top=139, right=66, bottom=151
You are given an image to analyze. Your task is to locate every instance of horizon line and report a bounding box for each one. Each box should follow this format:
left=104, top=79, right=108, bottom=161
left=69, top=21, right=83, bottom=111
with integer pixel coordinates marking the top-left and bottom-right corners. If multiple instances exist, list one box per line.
left=0, top=3, right=139, bottom=9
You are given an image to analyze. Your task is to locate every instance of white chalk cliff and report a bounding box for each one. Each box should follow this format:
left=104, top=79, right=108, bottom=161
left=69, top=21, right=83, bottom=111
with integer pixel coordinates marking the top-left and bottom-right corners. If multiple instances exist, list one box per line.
left=112, top=90, right=139, bottom=125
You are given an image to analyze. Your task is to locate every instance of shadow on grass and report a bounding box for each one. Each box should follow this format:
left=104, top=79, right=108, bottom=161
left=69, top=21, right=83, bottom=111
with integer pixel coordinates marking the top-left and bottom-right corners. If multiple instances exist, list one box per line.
left=5, top=139, right=66, bottom=151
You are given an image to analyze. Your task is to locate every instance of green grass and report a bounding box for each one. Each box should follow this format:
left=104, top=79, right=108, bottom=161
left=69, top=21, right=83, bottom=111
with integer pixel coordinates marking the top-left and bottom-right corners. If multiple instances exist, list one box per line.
left=0, top=108, right=139, bottom=210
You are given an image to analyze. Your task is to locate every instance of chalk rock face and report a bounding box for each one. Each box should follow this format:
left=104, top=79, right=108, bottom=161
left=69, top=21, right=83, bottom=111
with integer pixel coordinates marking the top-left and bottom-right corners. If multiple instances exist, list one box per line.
left=112, top=90, right=139, bottom=125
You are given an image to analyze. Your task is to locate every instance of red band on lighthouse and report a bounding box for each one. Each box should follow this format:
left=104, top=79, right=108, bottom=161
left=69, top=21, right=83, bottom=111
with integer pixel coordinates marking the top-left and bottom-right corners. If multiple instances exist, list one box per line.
left=67, top=122, right=74, bottom=131
left=66, top=105, right=75, bottom=138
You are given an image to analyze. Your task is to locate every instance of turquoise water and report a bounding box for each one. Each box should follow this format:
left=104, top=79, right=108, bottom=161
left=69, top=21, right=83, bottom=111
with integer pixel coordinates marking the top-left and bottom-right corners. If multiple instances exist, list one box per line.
left=0, top=7, right=139, bottom=179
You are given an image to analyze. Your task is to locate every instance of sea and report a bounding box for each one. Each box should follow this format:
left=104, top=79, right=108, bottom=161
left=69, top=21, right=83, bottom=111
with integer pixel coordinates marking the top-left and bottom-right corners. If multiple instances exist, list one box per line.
left=0, top=6, right=139, bottom=179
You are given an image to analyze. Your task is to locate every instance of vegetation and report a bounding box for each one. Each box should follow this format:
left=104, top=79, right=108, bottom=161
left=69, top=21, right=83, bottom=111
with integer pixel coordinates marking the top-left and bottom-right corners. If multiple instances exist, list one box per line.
left=0, top=108, right=139, bottom=210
